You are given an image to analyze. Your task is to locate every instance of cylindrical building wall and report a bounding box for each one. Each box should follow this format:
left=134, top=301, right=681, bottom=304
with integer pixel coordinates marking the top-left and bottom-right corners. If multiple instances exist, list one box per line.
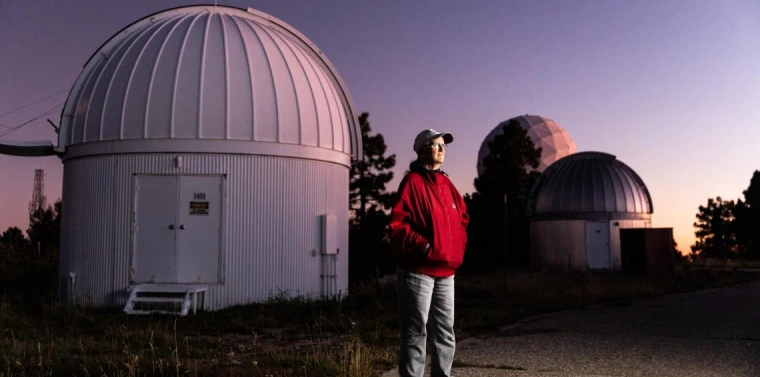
left=531, top=219, right=649, bottom=270
left=530, top=220, right=587, bottom=269
left=60, top=154, right=348, bottom=309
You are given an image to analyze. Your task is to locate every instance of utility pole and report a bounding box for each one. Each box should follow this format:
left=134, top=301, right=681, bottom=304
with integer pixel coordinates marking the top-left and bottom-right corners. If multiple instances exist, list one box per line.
left=503, top=192, right=508, bottom=293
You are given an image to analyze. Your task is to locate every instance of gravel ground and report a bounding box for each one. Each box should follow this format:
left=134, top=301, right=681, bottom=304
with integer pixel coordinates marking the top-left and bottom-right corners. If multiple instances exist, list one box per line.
left=382, top=280, right=760, bottom=377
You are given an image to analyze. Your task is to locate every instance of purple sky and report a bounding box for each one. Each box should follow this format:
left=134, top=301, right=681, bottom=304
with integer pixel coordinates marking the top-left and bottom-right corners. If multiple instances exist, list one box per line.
left=1, top=0, right=759, bottom=254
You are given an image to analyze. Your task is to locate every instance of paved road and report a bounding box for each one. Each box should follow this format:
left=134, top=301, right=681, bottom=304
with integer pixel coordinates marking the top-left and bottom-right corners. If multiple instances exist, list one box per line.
left=383, top=280, right=760, bottom=377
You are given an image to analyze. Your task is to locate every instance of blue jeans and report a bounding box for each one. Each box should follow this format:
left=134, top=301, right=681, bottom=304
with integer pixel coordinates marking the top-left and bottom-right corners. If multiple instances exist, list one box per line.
left=397, top=268, right=456, bottom=377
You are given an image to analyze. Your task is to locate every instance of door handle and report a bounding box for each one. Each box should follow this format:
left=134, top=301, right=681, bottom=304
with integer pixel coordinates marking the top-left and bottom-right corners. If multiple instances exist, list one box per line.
left=168, top=224, right=175, bottom=230
left=179, top=225, right=186, bottom=230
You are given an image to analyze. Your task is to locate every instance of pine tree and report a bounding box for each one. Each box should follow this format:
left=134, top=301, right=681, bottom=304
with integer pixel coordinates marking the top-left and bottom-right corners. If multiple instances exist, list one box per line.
left=348, top=113, right=396, bottom=281
left=467, top=119, right=541, bottom=269
left=0, top=199, right=61, bottom=306
left=349, top=113, right=396, bottom=222
left=735, top=170, right=760, bottom=259
left=691, top=197, right=737, bottom=259
left=0, top=227, right=29, bottom=256
left=27, top=199, right=61, bottom=258
left=474, top=119, right=541, bottom=216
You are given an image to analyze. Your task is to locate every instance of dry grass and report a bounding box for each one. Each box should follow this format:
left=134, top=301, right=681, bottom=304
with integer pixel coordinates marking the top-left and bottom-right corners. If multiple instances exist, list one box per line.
left=1, top=266, right=757, bottom=376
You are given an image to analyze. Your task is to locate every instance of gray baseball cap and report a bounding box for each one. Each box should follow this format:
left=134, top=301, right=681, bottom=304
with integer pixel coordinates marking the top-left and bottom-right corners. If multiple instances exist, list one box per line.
left=413, top=129, right=454, bottom=152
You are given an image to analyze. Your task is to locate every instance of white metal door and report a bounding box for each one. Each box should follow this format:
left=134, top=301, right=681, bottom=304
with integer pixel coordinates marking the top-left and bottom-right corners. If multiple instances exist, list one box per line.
left=133, top=175, right=178, bottom=283
left=586, top=222, right=610, bottom=269
left=176, top=176, right=222, bottom=283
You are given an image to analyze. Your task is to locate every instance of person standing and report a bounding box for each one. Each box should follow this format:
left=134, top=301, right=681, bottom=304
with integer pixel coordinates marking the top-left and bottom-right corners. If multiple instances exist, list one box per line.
left=389, top=129, right=469, bottom=377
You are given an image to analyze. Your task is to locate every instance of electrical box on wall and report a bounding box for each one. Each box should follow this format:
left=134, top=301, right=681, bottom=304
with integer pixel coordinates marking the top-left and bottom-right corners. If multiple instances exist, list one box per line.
left=321, top=214, right=337, bottom=255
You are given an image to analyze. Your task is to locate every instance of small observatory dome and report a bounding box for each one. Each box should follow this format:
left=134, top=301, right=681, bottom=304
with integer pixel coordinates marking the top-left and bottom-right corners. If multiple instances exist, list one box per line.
left=527, top=152, right=653, bottom=271
left=477, top=115, right=576, bottom=175
left=528, top=151, right=653, bottom=218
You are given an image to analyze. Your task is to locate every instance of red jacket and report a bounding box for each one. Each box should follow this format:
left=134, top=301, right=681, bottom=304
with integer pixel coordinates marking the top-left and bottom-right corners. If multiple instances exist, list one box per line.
left=389, top=163, right=469, bottom=277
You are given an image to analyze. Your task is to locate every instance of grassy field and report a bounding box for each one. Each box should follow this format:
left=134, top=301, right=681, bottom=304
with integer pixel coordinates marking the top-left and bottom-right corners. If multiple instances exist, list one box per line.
left=1, top=265, right=758, bottom=377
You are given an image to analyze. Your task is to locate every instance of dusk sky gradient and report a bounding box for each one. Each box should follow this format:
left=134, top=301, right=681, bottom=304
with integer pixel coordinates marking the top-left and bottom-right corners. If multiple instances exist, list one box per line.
left=1, top=0, right=759, bottom=254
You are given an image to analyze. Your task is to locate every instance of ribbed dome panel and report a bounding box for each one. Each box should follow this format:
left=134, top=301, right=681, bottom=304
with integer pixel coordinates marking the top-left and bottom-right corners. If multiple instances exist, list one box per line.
left=59, top=6, right=359, bottom=161
left=528, top=152, right=653, bottom=218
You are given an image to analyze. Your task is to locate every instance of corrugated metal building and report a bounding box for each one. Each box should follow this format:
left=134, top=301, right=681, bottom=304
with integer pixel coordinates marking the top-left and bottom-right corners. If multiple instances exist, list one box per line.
left=39, top=5, right=361, bottom=310
left=527, top=152, right=653, bottom=270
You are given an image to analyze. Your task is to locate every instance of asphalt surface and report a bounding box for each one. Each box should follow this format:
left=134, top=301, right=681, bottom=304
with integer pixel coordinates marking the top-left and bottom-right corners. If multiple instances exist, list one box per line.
left=382, top=280, right=760, bottom=377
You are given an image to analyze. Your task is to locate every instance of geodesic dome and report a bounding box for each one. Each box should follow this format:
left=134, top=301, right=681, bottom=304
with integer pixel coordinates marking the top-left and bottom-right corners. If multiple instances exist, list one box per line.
left=477, top=115, right=576, bottom=175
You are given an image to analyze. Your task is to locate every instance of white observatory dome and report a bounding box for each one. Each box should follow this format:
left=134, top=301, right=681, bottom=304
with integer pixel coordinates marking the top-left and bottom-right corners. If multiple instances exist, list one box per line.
left=58, top=5, right=360, bottom=166
left=477, top=115, right=576, bottom=175
left=53, top=5, right=362, bottom=310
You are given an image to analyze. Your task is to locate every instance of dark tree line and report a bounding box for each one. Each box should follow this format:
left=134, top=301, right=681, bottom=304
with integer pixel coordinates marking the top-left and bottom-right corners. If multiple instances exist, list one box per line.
left=691, top=170, right=760, bottom=260
left=0, top=199, right=61, bottom=307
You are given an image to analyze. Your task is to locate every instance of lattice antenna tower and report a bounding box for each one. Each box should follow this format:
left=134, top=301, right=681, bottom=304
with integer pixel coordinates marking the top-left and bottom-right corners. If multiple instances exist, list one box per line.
left=29, top=169, right=47, bottom=216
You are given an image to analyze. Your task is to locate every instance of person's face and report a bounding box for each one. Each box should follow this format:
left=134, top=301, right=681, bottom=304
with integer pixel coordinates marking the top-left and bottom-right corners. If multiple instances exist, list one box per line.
left=419, top=136, right=446, bottom=167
